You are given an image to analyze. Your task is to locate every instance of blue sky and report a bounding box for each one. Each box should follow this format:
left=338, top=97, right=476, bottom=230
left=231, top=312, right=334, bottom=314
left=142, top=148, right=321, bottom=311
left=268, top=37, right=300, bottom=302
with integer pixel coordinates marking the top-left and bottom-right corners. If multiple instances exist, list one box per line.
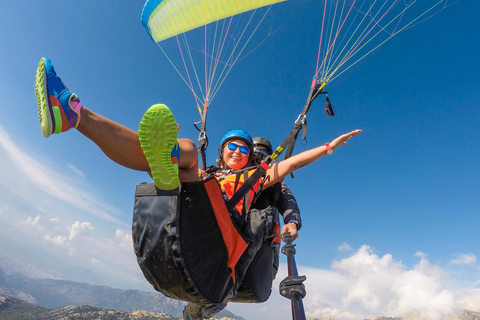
left=0, top=1, right=479, bottom=319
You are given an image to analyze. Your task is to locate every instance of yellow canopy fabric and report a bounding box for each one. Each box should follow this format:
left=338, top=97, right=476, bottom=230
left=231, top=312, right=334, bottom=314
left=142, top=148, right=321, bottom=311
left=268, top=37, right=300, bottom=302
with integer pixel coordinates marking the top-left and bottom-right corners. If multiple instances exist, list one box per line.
left=142, top=0, right=285, bottom=42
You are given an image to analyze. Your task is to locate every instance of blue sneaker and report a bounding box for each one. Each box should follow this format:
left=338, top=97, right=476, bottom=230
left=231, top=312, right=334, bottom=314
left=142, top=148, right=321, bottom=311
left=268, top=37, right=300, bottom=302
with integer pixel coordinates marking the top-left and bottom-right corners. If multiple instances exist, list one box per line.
left=139, top=104, right=180, bottom=190
left=34, top=57, right=81, bottom=137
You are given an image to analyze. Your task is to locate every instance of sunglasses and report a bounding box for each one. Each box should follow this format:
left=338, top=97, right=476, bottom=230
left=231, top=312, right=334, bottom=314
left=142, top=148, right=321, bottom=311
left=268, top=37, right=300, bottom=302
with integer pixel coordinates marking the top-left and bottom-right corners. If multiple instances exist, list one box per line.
left=254, top=148, right=269, bottom=157
left=227, top=142, right=250, bottom=155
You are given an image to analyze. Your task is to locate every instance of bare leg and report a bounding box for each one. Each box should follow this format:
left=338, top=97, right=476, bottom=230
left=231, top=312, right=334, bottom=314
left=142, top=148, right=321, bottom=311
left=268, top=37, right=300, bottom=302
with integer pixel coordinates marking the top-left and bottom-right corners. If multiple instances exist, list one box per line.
left=77, top=107, right=149, bottom=171
left=35, top=58, right=199, bottom=184
left=77, top=107, right=201, bottom=182
left=177, top=138, right=202, bottom=182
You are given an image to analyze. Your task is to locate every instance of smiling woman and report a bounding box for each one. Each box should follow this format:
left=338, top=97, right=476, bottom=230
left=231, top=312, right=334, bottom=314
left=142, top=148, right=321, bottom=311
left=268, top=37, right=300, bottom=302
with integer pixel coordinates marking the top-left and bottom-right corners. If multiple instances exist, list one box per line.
left=222, top=141, right=251, bottom=168
left=132, top=103, right=360, bottom=319
left=216, top=130, right=255, bottom=169
left=33, top=56, right=360, bottom=317
left=6, top=0, right=478, bottom=318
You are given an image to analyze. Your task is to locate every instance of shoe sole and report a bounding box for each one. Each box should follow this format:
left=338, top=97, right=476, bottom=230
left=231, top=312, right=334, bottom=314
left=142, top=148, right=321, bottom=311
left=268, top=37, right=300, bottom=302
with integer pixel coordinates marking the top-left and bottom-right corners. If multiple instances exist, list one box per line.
left=34, top=57, right=53, bottom=138
left=139, top=104, right=180, bottom=190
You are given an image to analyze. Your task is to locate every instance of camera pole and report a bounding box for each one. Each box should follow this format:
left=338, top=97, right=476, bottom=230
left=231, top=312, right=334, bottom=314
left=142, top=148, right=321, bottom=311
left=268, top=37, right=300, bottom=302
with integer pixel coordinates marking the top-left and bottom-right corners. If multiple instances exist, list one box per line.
left=279, top=232, right=306, bottom=320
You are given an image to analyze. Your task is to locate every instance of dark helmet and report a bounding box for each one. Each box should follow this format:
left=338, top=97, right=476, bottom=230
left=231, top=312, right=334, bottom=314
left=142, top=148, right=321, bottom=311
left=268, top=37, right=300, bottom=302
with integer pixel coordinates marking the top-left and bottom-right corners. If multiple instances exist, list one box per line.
left=253, top=137, right=273, bottom=155
left=218, top=130, right=254, bottom=151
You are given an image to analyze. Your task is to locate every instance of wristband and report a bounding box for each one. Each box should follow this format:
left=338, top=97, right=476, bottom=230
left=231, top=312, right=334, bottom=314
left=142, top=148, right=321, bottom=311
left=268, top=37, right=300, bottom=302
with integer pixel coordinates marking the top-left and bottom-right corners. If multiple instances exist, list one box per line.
left=325, top=142, right=334, bottom=155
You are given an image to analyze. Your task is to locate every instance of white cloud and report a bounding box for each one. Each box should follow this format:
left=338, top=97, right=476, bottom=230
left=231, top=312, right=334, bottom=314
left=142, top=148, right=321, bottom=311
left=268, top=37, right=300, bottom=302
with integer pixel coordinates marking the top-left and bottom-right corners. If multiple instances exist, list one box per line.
left=21, top=216, right=41, bottom=227
left=322, top=245, right=459, bottom=319
left=18, top=216, right=44, bottom=234
left=338, top=241, right=352, bottom=252
left=69, top=221, right=95, bottom=240
left=43, top=234, right=67, bottom=246
left=449, top=254, right=477, bottom=266
left=229, top=246, right=480, bottom=320
left=88, top=257, right=104, bottom=268
left=0, top=126, right=127, bottom=227
left=67, top=163, right=85, bottom=178
left=0, top=124, right=149, bottom=290
left=115, top=229, right=133, bottom=251
left=456, top=288, right=480, bottom=311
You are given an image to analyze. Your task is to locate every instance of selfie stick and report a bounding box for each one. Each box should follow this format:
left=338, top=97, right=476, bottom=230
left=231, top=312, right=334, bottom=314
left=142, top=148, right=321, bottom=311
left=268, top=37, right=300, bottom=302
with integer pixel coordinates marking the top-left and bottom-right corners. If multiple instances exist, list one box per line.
left=279, top=232, right=306, bottom=320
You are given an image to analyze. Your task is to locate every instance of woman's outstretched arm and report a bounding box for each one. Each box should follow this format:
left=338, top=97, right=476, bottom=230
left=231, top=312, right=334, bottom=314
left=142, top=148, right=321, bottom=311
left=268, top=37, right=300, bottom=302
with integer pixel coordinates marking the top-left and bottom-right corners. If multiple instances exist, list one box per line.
left=263, top=129, right=362, bottom=188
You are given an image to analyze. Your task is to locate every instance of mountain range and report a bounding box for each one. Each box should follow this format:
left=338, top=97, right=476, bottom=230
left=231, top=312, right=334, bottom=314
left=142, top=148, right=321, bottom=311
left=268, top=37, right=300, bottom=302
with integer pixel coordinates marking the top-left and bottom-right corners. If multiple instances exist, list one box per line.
left=0, top=238, right=479, bottom=320
left=2, top=292, right=480, bottom=320
left=0, top=266, right=242, bottom=319
left=1, top=269, right=480, bottom=320
left=0, top=293, right=239, bottom=320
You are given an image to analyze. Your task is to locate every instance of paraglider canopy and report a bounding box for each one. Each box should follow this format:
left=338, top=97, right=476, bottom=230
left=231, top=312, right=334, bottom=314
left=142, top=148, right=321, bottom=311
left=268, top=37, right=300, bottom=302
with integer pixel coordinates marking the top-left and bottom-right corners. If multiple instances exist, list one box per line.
left=142, top=0, right=286, bottom=42
left=141, top=0, right=287, bottom=170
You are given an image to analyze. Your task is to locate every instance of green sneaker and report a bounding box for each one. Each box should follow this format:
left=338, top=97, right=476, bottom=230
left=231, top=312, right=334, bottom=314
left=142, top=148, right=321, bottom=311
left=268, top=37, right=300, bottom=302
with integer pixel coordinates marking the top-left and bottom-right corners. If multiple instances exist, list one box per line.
left=139, top=104, right=180, bottom=190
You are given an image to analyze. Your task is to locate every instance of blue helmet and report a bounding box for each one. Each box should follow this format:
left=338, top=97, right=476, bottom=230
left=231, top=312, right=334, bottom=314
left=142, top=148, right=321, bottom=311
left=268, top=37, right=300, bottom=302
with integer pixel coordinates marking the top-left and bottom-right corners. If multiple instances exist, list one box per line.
left=218, top=130, right=254, bottom=150
left=217, top=130, right=254, bottom=168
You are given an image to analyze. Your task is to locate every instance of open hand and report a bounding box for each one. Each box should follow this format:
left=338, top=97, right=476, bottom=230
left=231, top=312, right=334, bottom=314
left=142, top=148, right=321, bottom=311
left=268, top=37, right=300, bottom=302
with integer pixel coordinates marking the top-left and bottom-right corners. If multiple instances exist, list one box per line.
left=331, top=129, right=362, bottom=149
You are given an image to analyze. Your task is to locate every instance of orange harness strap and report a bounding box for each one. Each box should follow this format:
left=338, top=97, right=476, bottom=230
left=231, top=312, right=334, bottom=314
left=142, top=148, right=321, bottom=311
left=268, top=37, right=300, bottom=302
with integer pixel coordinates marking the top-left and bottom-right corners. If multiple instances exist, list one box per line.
left=203, top=179, right=248, bottom=283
